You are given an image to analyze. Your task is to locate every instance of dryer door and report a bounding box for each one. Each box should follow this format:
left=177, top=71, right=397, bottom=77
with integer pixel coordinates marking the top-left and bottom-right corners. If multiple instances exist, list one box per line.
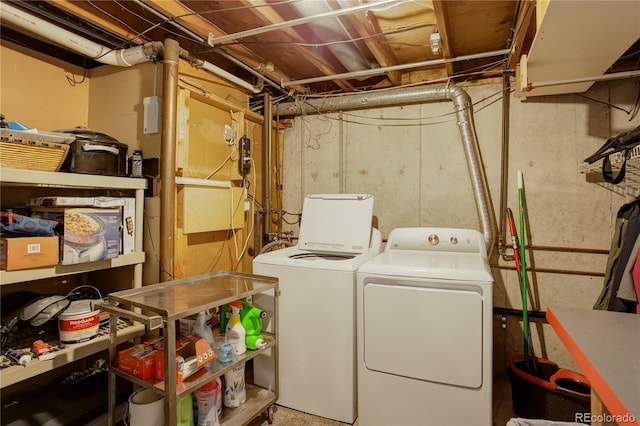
left=362, top=280, right=483, bottom=388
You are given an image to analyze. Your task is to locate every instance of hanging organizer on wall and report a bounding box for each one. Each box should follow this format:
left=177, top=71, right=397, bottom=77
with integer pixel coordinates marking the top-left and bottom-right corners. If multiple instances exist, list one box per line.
left=579, top=125, right=640, bottom=197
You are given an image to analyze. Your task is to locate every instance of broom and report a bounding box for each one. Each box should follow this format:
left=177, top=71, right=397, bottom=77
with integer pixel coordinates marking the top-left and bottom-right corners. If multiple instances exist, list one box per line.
left=516, top=171, right=534, bottom=372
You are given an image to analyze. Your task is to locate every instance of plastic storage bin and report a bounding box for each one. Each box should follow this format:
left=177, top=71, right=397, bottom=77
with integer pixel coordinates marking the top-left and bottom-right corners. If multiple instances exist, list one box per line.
left=507, top=355, right=591, bottom=423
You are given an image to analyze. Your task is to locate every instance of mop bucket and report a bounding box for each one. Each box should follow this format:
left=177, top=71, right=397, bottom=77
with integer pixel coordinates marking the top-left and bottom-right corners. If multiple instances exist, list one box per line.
left=507, top=355, right=591, bottom=422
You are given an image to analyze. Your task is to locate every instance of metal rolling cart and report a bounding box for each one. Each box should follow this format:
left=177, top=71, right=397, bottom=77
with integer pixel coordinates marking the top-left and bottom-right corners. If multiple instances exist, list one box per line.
left=98, top=271, right=279, bottom=426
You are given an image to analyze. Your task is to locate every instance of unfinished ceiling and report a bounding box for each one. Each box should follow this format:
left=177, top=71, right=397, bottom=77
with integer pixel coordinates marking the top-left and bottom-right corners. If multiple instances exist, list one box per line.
left=1, top=0, right=639, bottom=97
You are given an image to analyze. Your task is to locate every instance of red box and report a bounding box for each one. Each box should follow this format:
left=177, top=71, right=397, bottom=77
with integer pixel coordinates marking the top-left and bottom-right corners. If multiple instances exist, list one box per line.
left=117, top=344, right=159, bottom=380
left=153, top=333, right=215, bottom=382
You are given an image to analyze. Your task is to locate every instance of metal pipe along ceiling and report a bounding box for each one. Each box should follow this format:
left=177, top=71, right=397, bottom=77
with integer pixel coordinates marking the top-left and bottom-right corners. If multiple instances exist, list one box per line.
left=274, top=84, right=498, bottom=256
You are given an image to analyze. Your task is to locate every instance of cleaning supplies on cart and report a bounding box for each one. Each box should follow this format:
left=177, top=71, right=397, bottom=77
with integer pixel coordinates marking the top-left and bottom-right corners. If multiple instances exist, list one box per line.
left=239, top=301, right=267, bottom=350
left=195, top=380, right=220, bottom=426
left=225, top=301, right=246, bottom=355
left=216, top=342, right=234, bottom=363
left=192, top=311, right=216, bottom=370
left=177, top=393, right=194, bottom=426
left=224, top=364, right=246, bottom=408
left=215, top=377, right=222, bottom=414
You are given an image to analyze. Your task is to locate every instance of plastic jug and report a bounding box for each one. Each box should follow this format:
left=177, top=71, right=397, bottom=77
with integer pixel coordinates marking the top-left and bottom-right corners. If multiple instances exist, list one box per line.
left=239, top=301, right=267, bottom=349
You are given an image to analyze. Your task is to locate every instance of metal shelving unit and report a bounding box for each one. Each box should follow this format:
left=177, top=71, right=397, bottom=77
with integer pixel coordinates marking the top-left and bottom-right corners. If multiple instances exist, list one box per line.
left=0, top=168, right=147, bottom=388
left=100, top=271, right=279, bottom=426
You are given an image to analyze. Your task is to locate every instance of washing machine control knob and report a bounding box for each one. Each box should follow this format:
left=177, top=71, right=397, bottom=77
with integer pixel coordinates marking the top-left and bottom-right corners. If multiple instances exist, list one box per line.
left=427, top=234, right=439, bottom=245
left=450, top=236, right=458, bottom=244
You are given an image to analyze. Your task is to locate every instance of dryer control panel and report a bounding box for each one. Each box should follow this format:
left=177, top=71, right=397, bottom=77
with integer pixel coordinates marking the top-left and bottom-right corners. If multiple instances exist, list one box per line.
left=386, top=227, right=484, bottom=254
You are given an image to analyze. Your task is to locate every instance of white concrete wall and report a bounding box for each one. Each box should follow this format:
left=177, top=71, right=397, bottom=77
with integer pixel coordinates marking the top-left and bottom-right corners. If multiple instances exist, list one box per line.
left=279, top=79, right=640, bottom=374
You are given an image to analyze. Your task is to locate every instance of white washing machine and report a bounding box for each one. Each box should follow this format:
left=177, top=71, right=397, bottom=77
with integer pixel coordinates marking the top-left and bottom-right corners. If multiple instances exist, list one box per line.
left=356, top=227, right=493, bottom=426
left=252, top=194, right=382, bottom=424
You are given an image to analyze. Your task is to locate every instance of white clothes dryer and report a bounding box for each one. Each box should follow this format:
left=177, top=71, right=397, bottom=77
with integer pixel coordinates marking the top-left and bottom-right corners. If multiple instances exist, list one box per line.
left=356, top=227, right=493, bottom=426
left=253, top=194, right=382, bottom=424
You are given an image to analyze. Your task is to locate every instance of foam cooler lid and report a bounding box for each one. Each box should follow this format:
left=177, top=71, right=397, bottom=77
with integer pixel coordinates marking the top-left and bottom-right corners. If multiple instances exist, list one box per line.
left=297, top=194, right=374, bottom=254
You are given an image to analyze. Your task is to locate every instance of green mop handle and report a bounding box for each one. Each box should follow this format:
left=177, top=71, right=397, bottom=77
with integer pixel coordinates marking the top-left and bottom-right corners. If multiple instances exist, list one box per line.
left=518, top=171, right=530, bottom=370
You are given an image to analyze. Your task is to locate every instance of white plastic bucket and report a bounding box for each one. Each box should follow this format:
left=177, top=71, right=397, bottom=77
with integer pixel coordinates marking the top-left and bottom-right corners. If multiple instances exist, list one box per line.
left=58, top=300, right=99, bottom=345
left=129, top=388, right=164, bottom=426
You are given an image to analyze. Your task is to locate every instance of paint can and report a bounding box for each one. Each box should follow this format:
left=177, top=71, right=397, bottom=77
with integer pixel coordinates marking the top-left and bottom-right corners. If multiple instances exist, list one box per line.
left=128, top=388, right=164, bottom=426
left=58, top=300, right=100, bottom=346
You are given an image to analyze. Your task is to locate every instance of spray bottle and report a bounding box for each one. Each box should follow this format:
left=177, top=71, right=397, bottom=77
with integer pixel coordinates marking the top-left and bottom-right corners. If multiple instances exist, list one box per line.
left=239, top=301, right=267, bottom=350
left=224, top=301, right=246, bottom=355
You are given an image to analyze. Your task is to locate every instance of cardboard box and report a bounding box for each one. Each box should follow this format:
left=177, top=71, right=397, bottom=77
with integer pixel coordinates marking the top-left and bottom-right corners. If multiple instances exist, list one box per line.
left=117, top=344, right=159, bottom=380
left=121, top=198, right=135, bottom=255
left=33, top=198, right=135, bottom=256
left=152, top=333, right=215, bottom=382
left=28, top=196, right=126, bottom=208
left=62, top=208, right=120, bottom=265
left=0, top=236, right=59, bottom=271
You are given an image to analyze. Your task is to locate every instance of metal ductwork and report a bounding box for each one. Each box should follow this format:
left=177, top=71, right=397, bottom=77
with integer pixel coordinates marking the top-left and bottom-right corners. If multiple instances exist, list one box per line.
left=273, top=84, right=498, bottom=256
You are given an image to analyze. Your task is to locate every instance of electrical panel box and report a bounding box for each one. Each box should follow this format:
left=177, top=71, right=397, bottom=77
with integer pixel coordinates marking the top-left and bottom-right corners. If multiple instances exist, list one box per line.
left=239, top=136, right=251, bottom=175
left=143, top=96, right=162, bottom=134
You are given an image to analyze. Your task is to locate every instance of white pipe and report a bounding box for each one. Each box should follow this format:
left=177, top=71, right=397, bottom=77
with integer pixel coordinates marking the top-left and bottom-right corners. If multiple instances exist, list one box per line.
left=207, top=0, right=399, bottom=46
left=284, top=48, right=511, bottom=86
left=200, top=60, right=262, bottom=93
left=1, top=2, right=157, bottom=66
left=131, top=0, right=266, bottom=93
left=526, top=69, right=640, bottom=91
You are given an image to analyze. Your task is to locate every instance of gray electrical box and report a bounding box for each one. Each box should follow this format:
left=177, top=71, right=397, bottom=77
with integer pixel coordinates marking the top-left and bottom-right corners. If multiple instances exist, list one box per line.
left=143, top=96, right=162, bottom=134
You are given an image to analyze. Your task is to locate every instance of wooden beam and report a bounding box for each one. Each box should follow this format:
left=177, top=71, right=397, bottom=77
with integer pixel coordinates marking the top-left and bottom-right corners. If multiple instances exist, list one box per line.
left=401, top=68, right=448, bottom=85
left=45, top=0, right=147, bottom=44
left=337, top=6, right=402, bottom=85
left=239, top=0, right=355, bottom=92
left=432, top=0, right=454, bottom=76
left=145, top=0, right=288, bottom=89
left=507, top=0, right=536, bottom=70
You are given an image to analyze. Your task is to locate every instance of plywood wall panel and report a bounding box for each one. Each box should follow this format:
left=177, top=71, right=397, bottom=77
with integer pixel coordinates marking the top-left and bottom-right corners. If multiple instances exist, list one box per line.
left=181, top=186, right=244, bottom=233
left=174, top=83, right=265, bottom=277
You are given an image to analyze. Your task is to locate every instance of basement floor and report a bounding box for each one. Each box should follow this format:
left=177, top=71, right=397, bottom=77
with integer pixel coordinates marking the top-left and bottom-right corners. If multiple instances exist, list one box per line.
left=249, top=376, right=516, bottom=426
